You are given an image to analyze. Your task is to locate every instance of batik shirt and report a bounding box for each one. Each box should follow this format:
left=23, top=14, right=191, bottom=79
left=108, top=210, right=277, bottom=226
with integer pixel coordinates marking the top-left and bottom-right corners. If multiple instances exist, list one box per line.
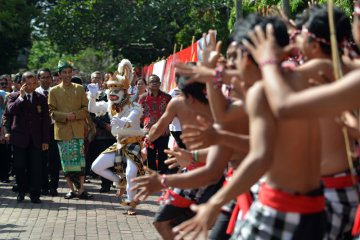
left=138, top=90, right=171, bottom=135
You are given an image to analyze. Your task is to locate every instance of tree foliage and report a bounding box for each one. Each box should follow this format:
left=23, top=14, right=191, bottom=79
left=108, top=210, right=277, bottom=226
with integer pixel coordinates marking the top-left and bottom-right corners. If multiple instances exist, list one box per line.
left=28, top=40, right=115, bottom=73
left=3, top=0, right=357, bottom=73
left=0, top=0, right=39, bottom=73
left=33, top=0, right=233, bottom=68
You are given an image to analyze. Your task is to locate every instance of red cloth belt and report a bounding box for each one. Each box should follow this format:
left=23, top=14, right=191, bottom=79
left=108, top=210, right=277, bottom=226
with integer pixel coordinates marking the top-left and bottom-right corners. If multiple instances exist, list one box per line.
left=158, top=189, right=195, bottom=208
left=322, top=175, right=359, bottom=189
left=258, top=183, right=325, bottom=214
left=226, top=192, right=253, bottom=235
left=224, top=168, right=254, bottom=234
left=352, top=206, right=360, bottom=236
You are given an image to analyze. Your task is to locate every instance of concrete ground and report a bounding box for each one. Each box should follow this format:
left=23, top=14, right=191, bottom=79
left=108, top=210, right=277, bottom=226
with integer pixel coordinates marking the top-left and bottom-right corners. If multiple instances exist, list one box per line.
left=0, top=177, right=162, bottom=240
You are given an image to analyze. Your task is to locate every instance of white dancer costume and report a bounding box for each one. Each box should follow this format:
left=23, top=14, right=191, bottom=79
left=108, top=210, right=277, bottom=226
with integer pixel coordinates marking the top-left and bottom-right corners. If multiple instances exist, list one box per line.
left=87, top=59, right=145, bottom=214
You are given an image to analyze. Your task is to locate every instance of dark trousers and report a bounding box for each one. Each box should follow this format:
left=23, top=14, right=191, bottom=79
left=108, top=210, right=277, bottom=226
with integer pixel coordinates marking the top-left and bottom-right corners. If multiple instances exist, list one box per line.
left=147, top=135, right=169, bottom=174
left=13, top=141, right=42, bottom=197
left=170, top=131, right=186, bottom=149
left=208, top=211, right=232, bottom=240
left=0, top=142, right=10, bottom=180
left=42, top=124, right=61, bottom=190
left=87, top=138, right=116, bottom=188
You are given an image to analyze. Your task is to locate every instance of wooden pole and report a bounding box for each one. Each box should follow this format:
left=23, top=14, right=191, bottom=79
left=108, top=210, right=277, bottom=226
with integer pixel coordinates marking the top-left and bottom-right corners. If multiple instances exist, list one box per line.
left=328, top=0, right=358, bottom=189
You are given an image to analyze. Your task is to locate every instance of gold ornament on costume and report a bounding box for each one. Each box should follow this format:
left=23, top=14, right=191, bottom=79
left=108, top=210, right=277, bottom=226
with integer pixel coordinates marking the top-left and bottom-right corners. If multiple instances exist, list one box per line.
left=106, top=59, right=133, bottom=90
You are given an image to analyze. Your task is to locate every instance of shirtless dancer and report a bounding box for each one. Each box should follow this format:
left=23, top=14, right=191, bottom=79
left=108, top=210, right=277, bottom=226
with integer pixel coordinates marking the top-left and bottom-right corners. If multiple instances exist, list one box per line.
left=146, top=70, right=224, bottom=239
left=132, top=45, right=252, bottom=239
left=288, top=6, right=357, bottom=239
left=173, top=14, right=326, bottom=240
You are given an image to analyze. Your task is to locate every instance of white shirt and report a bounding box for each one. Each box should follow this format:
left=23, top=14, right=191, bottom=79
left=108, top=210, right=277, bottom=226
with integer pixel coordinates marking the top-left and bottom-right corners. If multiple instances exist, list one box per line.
left=168, top=88, right=182, bottom=132
left=18, top=92, right=33, bottom=103
left=36, top=86, right=54, bottom=124
left=35, top=86, right=50, bottom=97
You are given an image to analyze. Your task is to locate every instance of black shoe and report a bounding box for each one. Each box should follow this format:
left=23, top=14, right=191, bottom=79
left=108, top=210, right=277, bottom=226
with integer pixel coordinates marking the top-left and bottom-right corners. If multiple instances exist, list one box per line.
left=64, top=191, right=77, bottom=199
left=41, top=189, right=49, bottom=196
left=0, top=178, right=10, bottom=183
left=12, top=185, right=19, bottom=192
left=99, top=187, right=111, bottom=193
left=49, top=189, right=58, bottom=196
left=17, top=193, right=25, bottom=202
left=30, top=197, right=41, bottom=204
left=78, top=191, right=93, bottom=200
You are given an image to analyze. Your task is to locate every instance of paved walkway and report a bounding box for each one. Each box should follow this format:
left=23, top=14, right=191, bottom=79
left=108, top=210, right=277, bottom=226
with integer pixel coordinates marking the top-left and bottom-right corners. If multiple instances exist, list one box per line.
left=0, top=177, right=162, bottom=240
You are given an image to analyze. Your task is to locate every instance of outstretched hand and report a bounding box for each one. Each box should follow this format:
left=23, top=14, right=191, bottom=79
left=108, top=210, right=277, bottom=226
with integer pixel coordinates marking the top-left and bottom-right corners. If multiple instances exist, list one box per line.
left=131, top=169, right=162, bottom=201
left=87, top=83, right=99, bottom=97
left=181, top=115, right=216, bottom=150
left=164, top=147, right=193, bottom=169
left=175, top=62, right=215, bottom=84
left=172, top=202, right=221, bottom=240
left=200, top=30, right=222, bottom=68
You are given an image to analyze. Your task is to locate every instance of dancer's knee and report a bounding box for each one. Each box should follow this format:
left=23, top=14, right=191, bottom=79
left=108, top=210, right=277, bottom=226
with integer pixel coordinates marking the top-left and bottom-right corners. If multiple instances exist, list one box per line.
left=91, top=158, right=103, bottom=174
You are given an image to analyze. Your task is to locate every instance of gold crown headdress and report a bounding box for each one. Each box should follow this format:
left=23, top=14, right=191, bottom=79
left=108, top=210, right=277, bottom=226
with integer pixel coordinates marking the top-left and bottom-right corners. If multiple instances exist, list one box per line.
left=107, top=59, right=133, bottom=89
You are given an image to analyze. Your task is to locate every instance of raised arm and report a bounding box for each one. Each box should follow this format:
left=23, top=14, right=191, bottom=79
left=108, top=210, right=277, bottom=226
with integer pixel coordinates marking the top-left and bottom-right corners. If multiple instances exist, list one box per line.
left=87, top=83, right=109, bottom=116
left=6, top=94, right=25, bottom=116
left=245, top=24, right=360, bottom=118
left=173, top=82, right=276, bottom=239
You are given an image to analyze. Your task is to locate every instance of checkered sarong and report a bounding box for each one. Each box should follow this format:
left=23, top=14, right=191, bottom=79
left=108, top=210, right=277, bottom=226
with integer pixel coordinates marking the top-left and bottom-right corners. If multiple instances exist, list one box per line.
left=160, top=167, right=211, bottom=207
left=231, top=191, right=327, bottom=240
left=324, top=171, right=360, bottom=239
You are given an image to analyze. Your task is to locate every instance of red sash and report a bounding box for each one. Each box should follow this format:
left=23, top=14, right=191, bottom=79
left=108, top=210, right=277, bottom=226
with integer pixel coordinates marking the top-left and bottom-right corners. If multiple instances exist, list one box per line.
left=258, top=183, right=325, bottom=214
left=158, top=189, right=195, bottom=208
left=322, top=175, right=359, bottom=189
left=226, top=192, right=253, bottom=234
left=224, top=168, right=254, bottom=234
left=352, top=206, right=360, bottom=236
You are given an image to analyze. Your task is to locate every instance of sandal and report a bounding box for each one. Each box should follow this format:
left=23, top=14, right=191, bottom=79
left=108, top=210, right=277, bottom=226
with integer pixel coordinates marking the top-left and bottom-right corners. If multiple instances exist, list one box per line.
left=116, top=188, right=126, bottom=197
left=127, top=208, right=136, bottom=215
left=64, top=191, right=77, bottom=199
left=78, top=191, right=94, bottom=200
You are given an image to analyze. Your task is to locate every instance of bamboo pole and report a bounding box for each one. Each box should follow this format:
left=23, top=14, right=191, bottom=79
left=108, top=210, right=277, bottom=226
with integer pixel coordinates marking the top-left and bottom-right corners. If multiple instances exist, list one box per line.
left=328, top=0, right=358, bottom=189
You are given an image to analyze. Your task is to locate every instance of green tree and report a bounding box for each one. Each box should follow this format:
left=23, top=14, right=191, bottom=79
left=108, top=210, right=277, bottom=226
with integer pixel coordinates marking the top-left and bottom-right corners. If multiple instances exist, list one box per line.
left=0, top=0, right=39, bottom=73
left=34, top=0, right=233, bottom=66
left=28, top=39, right=115, bottom=73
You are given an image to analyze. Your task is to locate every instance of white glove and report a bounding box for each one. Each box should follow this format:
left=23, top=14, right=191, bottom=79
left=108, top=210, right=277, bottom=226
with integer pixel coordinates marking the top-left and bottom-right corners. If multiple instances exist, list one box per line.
left=111, top=116, right=126, bottom=129
left=87, top=83, right=99, bottom=97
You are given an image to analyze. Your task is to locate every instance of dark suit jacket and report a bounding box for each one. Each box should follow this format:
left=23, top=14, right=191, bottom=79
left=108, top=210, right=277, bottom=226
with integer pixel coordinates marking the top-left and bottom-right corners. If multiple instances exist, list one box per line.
left=4, top=91, right=51, bottom=149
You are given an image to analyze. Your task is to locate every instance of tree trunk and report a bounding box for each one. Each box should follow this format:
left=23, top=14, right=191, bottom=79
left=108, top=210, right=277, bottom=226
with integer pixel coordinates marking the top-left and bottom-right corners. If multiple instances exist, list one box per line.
left=282, top=0, right=290, bottom=17
left=236, top=0, right=242, bottom=20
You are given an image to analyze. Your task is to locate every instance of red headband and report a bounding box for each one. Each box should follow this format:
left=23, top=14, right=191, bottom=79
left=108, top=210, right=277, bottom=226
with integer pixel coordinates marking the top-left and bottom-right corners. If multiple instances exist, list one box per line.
left=302, top=27, right=330, bottom=45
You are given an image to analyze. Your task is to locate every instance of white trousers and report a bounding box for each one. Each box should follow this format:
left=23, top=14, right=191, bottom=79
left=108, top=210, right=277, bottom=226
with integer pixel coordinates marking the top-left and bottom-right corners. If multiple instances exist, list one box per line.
left=91, top=152, right=138, bottom=201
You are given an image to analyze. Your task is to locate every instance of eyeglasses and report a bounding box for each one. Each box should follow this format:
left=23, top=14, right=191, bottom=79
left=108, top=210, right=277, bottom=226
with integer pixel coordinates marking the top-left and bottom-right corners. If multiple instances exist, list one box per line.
left=149, top=81, right=160, bottom=85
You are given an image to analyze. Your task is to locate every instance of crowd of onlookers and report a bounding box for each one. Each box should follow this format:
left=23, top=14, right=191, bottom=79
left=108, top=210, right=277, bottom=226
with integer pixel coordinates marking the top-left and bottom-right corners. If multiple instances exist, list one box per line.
left=0, top=67, right=174, bottom=203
